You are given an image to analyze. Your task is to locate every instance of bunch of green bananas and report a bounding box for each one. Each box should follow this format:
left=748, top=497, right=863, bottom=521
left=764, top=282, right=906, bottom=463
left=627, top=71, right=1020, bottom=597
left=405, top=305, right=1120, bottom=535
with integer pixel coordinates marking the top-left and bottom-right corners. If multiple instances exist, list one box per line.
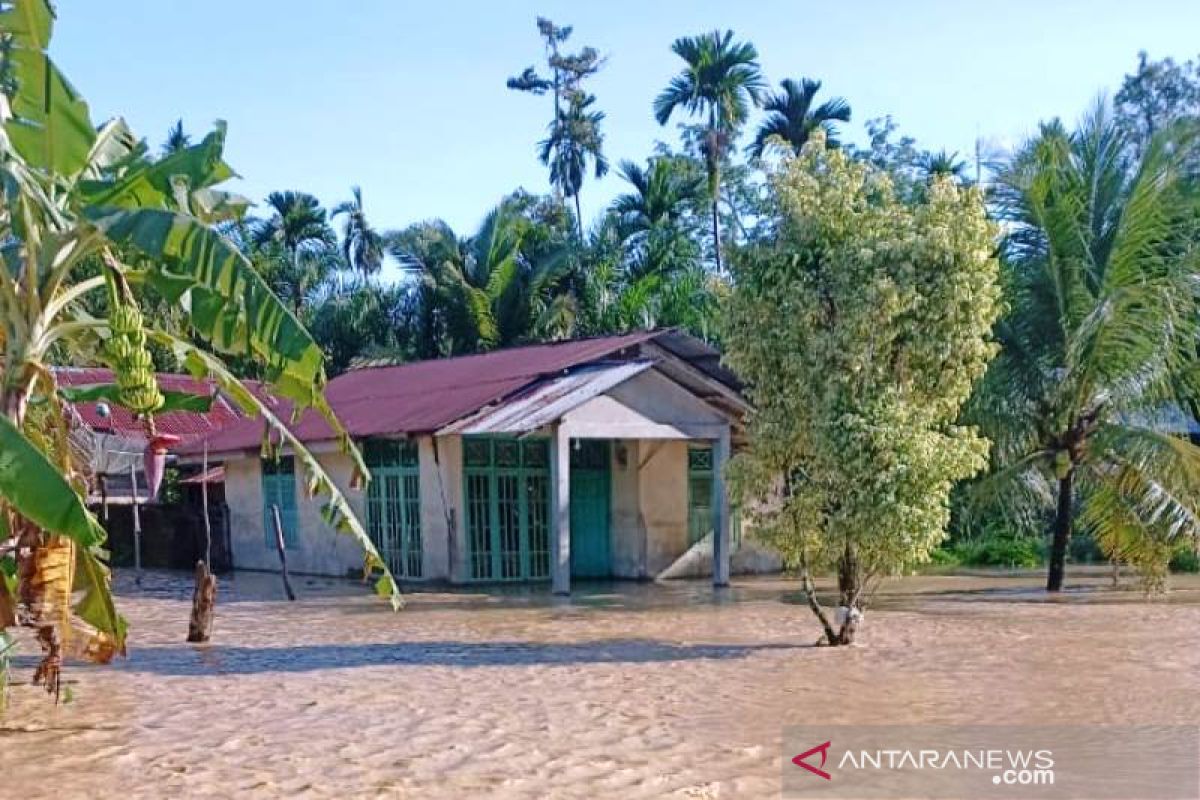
left=104, top=301, right=164, bottom=416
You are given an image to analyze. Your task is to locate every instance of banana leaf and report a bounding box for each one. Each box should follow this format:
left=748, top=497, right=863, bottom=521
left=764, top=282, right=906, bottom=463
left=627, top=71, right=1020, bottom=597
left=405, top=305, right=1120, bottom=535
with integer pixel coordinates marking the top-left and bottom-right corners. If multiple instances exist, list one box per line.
left=0, top=415, right=105, bottom=548
left=77, top=123, right=235, bottom=210
left=58, top=384, right=214, bottom=414
left=1, top=0, right=95, bottom=178
left=151, top=330, right=402, bottom=610
left=88, top=207, right=327, bottom=407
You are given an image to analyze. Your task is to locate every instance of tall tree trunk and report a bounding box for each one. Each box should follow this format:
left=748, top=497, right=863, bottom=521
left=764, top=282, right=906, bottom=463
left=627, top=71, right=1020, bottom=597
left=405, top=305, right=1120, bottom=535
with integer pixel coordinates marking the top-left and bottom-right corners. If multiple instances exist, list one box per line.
left=835, top=542, right=862, bottom=645
left=574, top=192, right=585, bottom=243
left=710, top=197, right=723, bottom=275
left=1047, top=471, right=1074, bottom=592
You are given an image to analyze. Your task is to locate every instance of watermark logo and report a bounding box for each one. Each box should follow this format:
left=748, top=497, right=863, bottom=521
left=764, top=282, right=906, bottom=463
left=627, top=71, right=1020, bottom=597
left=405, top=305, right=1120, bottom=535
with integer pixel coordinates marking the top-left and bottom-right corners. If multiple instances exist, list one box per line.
left=792, top=740, right=832, bottom=780
left=782, top=726, right=1199, bottom=799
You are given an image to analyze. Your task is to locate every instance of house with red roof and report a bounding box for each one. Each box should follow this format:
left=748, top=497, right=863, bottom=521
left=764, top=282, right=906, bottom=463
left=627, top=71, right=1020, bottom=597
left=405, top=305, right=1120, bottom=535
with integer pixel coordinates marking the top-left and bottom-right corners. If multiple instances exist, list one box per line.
left=177, top=330, right=775, bottom=592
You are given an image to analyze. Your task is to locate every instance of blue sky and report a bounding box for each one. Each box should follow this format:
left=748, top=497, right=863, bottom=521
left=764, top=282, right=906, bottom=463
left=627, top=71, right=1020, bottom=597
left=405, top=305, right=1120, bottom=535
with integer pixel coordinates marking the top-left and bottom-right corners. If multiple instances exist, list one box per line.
left=57, top=1, right=1200, bottom=239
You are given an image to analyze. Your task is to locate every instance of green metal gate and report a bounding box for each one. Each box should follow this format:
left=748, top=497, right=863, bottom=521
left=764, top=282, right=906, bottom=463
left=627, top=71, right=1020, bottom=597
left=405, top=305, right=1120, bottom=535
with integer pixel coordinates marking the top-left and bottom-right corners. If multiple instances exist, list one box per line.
left=261, top=456, right=298, bottom=548
left=364, top=439, right=422, bottom=578
left=570, top=440, right=612, bottom=578
left=463, top=437, right=551, bottom=581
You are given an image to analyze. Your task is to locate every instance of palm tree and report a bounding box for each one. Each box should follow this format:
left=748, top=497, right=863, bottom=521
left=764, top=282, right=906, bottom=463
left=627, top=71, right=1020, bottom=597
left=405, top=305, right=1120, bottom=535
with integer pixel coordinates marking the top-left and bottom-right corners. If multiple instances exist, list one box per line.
left=920, top=149, right=969, bottom=181
left=611, top=157, right=704, bottom=280
left=388, top=201, right=574, bottom=354
left=250, top=191, right=337, bottom=313
left=539, top=92, right=609, bottom=239
left=972, top=102, right=1200, bottom=592
left=748, top=78, right=851, bottom=159
left=333, top=186, right=385, bottom=280
left=654, top=30, right=765, bottom=274
left=162, top=119, right=191, bottom=156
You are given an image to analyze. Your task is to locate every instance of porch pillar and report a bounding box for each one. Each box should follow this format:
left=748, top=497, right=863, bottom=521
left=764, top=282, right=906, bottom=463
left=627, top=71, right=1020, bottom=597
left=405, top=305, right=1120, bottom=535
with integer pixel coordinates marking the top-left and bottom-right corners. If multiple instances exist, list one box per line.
left=551, top=424, right=571, bottom=595
left=711, top=425, right=731, bottom=588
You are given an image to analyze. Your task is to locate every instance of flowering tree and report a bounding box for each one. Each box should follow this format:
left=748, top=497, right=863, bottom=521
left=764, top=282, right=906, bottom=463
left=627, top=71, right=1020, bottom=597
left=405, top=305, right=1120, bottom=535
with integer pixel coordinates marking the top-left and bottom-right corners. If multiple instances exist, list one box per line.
left=724, top=134, right=1002, bottom=644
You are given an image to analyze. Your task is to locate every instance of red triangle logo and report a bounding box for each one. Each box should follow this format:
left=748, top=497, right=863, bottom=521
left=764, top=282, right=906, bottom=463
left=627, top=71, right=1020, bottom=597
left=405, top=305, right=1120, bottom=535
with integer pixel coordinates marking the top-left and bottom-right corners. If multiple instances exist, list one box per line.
left=792, top=740, right=832, bottom=780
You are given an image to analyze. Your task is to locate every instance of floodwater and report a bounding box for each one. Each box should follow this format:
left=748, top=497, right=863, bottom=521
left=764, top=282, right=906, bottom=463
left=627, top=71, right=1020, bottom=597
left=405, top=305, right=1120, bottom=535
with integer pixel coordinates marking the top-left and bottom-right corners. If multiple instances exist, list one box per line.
left=2, top=569, right=1199, bottom=799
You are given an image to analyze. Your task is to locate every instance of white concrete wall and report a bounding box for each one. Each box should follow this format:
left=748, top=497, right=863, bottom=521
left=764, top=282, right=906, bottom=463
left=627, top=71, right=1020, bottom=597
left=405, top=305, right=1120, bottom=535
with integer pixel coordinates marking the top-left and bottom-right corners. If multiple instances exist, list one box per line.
left=417, top=434, right=460, bottom=581
left=225, top=451, right=368, bottom=577
left=637, top=440, right=690, bottom=576
left=609, top=439, right=644, bottom=578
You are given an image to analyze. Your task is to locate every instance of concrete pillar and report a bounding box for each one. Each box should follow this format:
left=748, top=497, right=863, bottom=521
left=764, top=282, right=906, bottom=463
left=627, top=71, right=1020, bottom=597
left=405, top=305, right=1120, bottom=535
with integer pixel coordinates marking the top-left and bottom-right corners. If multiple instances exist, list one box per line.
left=711, top=426, right=731, bottom=588
left=551, top=425, right=571, bottom=595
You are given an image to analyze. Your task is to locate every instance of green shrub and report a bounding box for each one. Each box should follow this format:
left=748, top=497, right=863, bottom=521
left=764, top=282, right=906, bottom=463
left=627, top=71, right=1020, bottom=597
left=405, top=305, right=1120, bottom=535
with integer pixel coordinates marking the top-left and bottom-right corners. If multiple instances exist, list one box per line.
left=952, top=534, right=1044, bottom=569
left=1170, top=542, right=1200, bottom=574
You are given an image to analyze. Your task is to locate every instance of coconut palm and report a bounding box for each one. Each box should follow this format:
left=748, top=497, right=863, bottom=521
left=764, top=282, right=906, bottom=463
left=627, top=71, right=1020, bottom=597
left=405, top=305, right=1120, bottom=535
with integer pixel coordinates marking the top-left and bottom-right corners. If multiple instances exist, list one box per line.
left=333, top=186, right=385, bottom=280
left=748, top=78, right=851, bottom=159
left=972, top=102, right=1200, bottom=592
left=653, top=30, right=765, bottom=274
left=539, top=92, right=609, bottom=239
left=0, top=1, right=400, bottom=698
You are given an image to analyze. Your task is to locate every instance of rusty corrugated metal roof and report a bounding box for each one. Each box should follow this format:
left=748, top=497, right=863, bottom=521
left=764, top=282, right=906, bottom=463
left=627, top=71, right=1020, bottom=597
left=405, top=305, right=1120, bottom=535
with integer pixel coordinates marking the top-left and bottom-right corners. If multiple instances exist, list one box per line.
left=55, top=367, right=246, bottom=443
left=179, top=331, right=665, bottom=454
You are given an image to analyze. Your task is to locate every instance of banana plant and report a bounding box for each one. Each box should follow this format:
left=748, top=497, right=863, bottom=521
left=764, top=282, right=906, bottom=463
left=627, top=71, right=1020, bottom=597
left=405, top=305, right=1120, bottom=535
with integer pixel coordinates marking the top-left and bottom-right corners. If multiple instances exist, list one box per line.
left=0, top=0, right=400, bottom=701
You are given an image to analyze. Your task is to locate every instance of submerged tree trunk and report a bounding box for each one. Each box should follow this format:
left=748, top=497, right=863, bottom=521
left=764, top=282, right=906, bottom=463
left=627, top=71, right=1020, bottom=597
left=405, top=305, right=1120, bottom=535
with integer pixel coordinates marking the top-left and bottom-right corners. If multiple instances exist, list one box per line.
left=1047, top=471, right=1074, bottom=592
left=834, top=543, right=863, bottom=645
left=186, top=560, right=217, bottom=643
left=798, top=544, right=864, bottom=647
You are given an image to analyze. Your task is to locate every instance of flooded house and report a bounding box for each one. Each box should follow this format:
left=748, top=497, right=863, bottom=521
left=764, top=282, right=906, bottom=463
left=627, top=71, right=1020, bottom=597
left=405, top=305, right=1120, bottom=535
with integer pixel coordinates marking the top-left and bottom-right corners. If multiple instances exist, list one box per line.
left=177, top=330, right=774, bottom=593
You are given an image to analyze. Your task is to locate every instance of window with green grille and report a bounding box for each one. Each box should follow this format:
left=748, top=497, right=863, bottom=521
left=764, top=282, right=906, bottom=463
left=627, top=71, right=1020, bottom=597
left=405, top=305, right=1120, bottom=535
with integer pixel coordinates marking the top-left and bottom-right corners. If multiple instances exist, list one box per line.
left=687, top=445, right=714, bottom=545
left=262, top=456, right=298, bottom=548
left=364, top=439, right=422, bottom=578
left=462, top=437, right=551, bottom=581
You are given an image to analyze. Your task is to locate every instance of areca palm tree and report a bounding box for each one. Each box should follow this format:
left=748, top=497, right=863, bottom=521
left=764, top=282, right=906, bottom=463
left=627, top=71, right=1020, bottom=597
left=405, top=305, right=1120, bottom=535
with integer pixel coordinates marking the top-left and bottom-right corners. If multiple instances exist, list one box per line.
left=333, top=186, right=385, bottom=279
left=654, top=30, right=764, bottom=274
left=539, top=92, right=609, bottom=239
left=748, top=78, right=851, bottom=159
left=249, top=191, right=337, bottom=313
left=972, top=102, right=1200, bottom=592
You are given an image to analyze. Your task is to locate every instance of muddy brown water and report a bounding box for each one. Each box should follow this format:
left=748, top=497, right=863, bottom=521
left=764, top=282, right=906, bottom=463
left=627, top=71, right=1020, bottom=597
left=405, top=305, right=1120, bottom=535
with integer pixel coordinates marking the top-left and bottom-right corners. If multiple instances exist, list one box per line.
left=2, top=569, right=1198, bottom=799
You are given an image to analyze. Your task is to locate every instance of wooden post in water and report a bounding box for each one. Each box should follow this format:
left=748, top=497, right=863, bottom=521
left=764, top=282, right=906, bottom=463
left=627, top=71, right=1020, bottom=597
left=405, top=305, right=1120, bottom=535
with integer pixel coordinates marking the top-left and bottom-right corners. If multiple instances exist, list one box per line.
left=271, top=503, right=296, bottom=601
left=186, top=560, right=217, bottom=642
left=187, top=443, right=218, bottom=642
left=129, top=463, right=142, bottom=585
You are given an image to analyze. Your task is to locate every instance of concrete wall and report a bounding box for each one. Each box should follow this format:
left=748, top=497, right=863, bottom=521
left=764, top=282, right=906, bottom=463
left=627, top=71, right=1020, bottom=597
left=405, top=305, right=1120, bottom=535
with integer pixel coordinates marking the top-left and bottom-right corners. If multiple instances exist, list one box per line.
left=637, top=440, right=690, bottom=575
left=609, top=439, right=644, bottom=578
left=225, top=451, right=367, bottom=577
left=417, top=434, right=460, bottom=582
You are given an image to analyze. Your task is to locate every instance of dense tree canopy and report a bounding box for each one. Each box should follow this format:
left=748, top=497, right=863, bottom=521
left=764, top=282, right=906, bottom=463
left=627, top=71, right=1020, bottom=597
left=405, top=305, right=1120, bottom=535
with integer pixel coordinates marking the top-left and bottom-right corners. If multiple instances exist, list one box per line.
left=724, top=134, right=1002, bottom=644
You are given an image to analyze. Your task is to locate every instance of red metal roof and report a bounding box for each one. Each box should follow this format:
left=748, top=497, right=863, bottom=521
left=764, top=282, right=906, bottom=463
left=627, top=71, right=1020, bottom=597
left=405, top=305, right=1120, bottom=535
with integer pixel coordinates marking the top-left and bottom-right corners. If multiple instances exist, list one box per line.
left=179, top=331, right=663, bottom=454
left=56, top=367, right=246, bottom=442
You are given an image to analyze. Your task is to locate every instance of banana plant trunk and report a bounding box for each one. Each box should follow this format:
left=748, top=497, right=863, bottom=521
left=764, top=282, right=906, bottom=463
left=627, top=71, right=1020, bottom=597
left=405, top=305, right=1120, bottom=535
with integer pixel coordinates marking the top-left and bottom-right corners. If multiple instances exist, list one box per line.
left=2, top=374, right=67, bottom=698
left=1046, top=471, right=1074, bottom=592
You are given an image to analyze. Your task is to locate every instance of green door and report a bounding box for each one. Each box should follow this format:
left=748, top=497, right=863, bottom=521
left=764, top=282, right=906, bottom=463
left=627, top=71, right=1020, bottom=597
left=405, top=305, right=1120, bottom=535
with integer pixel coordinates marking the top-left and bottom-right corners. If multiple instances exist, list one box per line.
left=570, top=440, right=611, bottom=578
